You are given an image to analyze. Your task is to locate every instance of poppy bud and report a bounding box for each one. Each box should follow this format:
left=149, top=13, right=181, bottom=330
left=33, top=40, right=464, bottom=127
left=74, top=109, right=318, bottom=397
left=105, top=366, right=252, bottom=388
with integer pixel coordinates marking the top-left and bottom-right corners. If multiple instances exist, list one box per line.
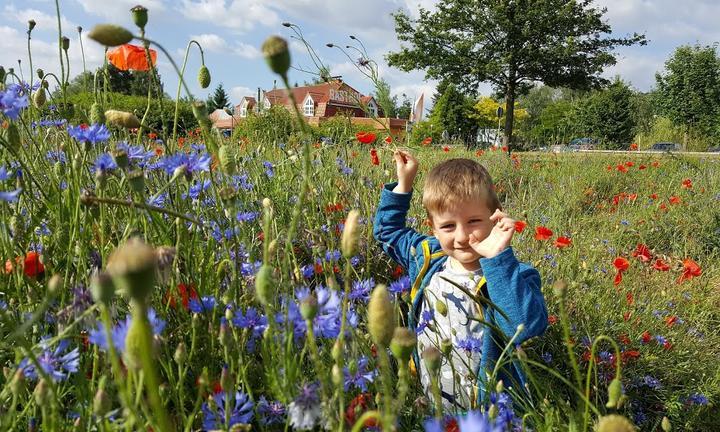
left=340, top=209, right=361, bottom=258
left=127, top=169, right=145, bottom=194
left=5, top=123, right=21, bottom=151
left=90, top=103, right=105, bottom=125
left=224, top=307, right=233, bottom=321
left=218, top=144, right=236, bottom=175
left=61, top=36, right=70, bottom=51
left=174, top=342, right=187, bottom=366
left=606, top=377, right=622, bottom=408
left=496, top=379, right=504, bottom=394
left=552, top=279, right=567, bottom=297
left=440, top=338, right=452, bottom=356
left=47, top=274, right=62, bottom=298
left=219, top=187, right=237, bottom=206
left=368, top=284, right=395, bottom=347
left=220, top=366, right=233, bottom=391
left=488, top=403, right=498, bottom=419
left=262, top=197, right=272, bottom=208
left=219, top=322, right=232, bottom=348
left=596, top=415, right=635, bottom=432
left=107, top=237, right=157, bottom=302
left=435, top=299, right=448, bottom=317
left=93, top=387, right=111, bottom=417
left=28, top=20, right=36, bottom=32
left=112, top=149, right=129, bottom=170
left=105, top=110, right=141, bottom=129
left=130, top=5, right=148, bottom=30
left=331, top=340, right=342, bottom=362
left=88, top=24, right=134, bottom=47
left=34, top=379, right=51, bottom=406
left=254, top=264, right=274, bottom=306
left=300, top=293, right=318, bottom=321
left=390, top=327, right=416, bottom=363
left=10, top=369, right=25, bottom=398
left=91, top=271, right=115, bottom=304
left=261, top=35, right=290, bottom=77
left=36, top=69, right=44, bottom=79
left=32, top=88, right=46, bottom=108
left=421, top=347, right=441, bottom=374
left=661, top=416, right=671, bottom=431
left=198, top=65, right=211, bottom=89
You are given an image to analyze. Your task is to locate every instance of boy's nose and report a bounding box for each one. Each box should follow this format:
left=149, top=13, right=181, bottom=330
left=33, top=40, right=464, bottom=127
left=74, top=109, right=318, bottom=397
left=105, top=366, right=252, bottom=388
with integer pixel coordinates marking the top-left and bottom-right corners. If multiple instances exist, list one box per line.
left=455, top=226, right=470, bottom=243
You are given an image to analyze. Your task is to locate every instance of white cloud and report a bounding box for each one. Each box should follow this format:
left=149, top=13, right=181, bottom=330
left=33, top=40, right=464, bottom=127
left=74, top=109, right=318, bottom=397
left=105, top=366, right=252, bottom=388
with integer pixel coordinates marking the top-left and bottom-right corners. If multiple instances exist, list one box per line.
left=179, top=0, right=279, bottom=32
left=74, top=0, right=167, bottom=20
left=189, top=33, right=261, bottom=59
left=229, top=85, right=255, bottom=103
left=3, top=5, right=77, bottom=33
left=233, top=42, right=261, bottom=59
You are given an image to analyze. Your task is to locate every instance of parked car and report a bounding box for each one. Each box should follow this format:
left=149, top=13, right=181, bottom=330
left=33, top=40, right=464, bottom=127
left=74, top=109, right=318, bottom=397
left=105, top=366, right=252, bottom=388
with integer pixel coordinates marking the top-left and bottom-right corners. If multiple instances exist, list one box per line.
left=569, top=137, right=598, bottom=150
left=650, top=142, right=682, bottom=152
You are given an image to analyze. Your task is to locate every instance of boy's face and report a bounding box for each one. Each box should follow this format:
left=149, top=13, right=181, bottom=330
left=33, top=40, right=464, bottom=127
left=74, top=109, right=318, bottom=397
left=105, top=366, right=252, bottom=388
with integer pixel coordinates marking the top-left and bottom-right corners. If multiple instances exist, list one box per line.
left=430, top=200, right=495, bottom=271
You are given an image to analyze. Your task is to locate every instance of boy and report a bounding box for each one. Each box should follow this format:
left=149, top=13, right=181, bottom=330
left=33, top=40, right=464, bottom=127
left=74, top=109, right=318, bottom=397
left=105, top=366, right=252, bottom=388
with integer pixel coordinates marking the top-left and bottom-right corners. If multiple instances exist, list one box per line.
left=373, top=150, right=547, bottom=412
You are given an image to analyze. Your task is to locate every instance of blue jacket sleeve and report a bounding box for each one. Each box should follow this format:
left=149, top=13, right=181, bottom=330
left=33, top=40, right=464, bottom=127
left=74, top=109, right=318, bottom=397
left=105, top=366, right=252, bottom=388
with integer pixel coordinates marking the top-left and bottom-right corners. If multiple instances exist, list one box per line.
left=372, top=182, right=428, bottom=271
left=479, top=247, right=548, bottom=342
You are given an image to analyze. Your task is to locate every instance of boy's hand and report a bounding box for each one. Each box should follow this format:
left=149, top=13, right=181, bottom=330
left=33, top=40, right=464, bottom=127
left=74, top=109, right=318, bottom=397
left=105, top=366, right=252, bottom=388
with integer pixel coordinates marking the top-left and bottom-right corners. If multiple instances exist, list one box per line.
left=392, top=150, right=418, bottom=193
left=468, top=209, right=515, bottom=258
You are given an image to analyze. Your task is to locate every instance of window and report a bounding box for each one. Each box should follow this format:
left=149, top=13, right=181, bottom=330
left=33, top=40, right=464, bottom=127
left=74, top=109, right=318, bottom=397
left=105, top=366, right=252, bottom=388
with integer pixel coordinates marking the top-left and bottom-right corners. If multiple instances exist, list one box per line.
left=264, top=98, right=271, bottom=110
left=368, top=101, right=378, bottom=117
left=240, top=104, right=247, bottom=117
left=304, top=97, right=314, bottom=116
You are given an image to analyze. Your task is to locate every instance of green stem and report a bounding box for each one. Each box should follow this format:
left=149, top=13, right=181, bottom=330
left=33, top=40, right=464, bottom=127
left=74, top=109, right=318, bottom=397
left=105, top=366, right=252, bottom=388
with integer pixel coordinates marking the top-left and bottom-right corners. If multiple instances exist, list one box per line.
left=582, top=335, right=623, bottom=432
left=173, top=40, right=204, bottom=142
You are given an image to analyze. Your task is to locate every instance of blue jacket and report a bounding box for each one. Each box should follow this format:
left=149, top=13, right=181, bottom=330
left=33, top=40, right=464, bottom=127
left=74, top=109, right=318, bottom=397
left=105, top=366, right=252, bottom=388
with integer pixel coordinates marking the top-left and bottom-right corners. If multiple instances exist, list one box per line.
left=373, top=183, right=548, bottom=403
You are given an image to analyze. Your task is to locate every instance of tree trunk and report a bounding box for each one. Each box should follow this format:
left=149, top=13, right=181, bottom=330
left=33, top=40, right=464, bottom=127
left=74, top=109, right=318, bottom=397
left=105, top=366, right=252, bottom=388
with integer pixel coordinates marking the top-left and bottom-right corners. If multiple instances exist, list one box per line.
left=503, top=79, right=516, bottom=156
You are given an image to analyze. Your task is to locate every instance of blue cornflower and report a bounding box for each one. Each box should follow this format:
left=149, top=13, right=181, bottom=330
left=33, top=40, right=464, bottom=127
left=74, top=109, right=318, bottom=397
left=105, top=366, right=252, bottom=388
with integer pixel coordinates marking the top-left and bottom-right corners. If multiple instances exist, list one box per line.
left=350, top=255, right=361, bottom=267
left=17, top=339, right=79, bottom=382
left=147, top=192, right=168, bottom=208
left=349, top=278, right=375, bottom=302
left=88, top=309, right=166, bottom=353
left=642, top=375, right=661, bottom=390
left=654, top=335, right=667, bottom=345
left=0, top=86, right=29, bottom=119
left=325, top=249, right=341, bottom=262
left=0, top=188, right=22, bottom=203
left=343, top=355, right=377, bottom=392
left=256, top=396, right=286, bottom=426
left=189, top=296, right=217, bottom=314
left=116, top=142, right=155, bottom=166
left=423, top=417, right=443, bottom=432
left=416, top=309, right=434, bottom=334
left=456, top=336, right=483, bottom=353
left=93, top=153, right=118, bottom=172
left=301, top=264, right=315, bottom=279
left=458, top=410, right=503, bottom=432
left=158, top=150, right=212, bottom=176
left=0, top=165, right=12, bottom=181
left=542, top=352, right=553, bottom=364
left=232, top=173, right=253, bottom=191
left=201, top=390, right=254, bottom=430
left=241, top=261, right=262, bottom=277
left=67, top=123, right=111, bottom=144
left=685, top=393, right=709, bottom=405
left=45, top=151, right=67, bottom=164
left=263, top=161, right=274, bottom=178
left=232, top=307, right=267, bottom=351
left=389, top=276, right=411, bottom=296
left=236, top=211, right=259, bottom=223
left=183, top=179, right=211, bottom=200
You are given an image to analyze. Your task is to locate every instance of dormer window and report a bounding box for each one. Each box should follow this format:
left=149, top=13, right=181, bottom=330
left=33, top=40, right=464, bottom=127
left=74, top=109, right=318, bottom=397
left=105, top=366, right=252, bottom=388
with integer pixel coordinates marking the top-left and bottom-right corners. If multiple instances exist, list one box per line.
left=304, top=96, right=315, bottom=116
left=240, top=102, right=248, bottom=117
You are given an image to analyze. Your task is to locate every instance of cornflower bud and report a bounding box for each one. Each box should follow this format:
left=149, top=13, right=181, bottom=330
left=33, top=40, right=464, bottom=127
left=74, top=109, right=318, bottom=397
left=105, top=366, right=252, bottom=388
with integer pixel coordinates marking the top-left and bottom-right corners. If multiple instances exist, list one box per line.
left=440, top=338, right=452, bottom=356
left=596, top=415, right=635, bottom=432
left=367, top=284, right=395, bottom=347
left=495, top=379, right=505, bottom=394
left=340, top=209, right=360, bottom=258
left=105, top=110, right=141, bottom=129
left=421, top=347, right=441, bottom=374
left=390, top=327, right=416, bottom=363
left=261, top=36, right=290, bottom=77
left=198, top=65, right=211, bottom=89
left=174, top=342, right=187, bottom=366
left=130, top=5, right=148, bottom=30
left=88, top=24, right=134, bottom=47
left=36, top=69, right=44, bottom=79
left=107, top=237, right=157, bottom=302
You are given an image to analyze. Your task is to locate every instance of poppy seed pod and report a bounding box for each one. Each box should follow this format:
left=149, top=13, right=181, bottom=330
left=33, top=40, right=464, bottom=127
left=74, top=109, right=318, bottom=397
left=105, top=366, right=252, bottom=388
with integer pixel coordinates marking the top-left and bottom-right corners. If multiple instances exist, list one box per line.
left=105, top=110, right=141, bottom=129
left=36, top=68, right=44, bottom=79
left=435, top=299, right=448, bottom=317
left=198, top=65, right=211, bottom=89
left=28, top=20, right=36, bottom=32
left=90, top=103, right=105, bottom=125
left=367, top=284, right=395, bottom=347
left=421, top=347, right=442, bottom=374
left=390, top=327, right=416, bottom=363
left=130, top=5, right=148, bottom=30
left=261, top=35, right=290, bottom=77
left=596, top=415, right=636, bottom=432
left=218, top=144, right=236, bottom=175
left=93, top=388, right=111, bottom=417
left=254, top=264, right=274, bottom=306
left=88, top=24, right=134, bottom=47
left=107, top=237, right=157, bottom=302
left=32, top=88, right=46, bottom=108
left=340, top=209, right=360, bottom=258
left=61, top=36, right=70, bottom=51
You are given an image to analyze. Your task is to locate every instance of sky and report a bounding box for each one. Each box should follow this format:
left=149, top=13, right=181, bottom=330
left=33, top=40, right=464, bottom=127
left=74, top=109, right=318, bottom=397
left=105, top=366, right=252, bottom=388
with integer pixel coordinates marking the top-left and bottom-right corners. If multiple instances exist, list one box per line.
left=2, top=0, right=720, bottom=110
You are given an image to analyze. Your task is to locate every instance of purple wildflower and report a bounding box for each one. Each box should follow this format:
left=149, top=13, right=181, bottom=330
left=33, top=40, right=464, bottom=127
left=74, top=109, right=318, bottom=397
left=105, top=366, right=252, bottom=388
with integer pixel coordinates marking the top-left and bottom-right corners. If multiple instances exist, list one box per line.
left=288, top=383, right=321, bottom=430
left=256, top=396, right=286, bottom=426
left=201, top=390, right=254, bottom=430
left=17, top=339, right=79, bottom=382
left=343, top=356, right=377, bottom=392
left=685, top=393, right=709, bottom=406
left=158, top=150, right=211, bottom=176
left=189, top=296, right=217, bottom=314
left=349, top=278, right=375, bottom=303
left=67, top=123, right=110, bottom=144
left=93, top=153, right=117, bottom=172
left=88, top=309, right=166, bottom=353
left=456, top=336, right=483, bottom=353
left=0, top=188, right=22, bottom=202
left=389, top=276, right=411, bottom=296
left=0, top=85, right=29, bottom=119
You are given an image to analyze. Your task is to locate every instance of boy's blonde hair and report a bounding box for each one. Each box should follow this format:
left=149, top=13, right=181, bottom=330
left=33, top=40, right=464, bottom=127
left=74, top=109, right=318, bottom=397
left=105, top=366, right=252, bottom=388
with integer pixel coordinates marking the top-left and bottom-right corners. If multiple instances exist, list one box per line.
left=422, top=158, right=501, bottom=218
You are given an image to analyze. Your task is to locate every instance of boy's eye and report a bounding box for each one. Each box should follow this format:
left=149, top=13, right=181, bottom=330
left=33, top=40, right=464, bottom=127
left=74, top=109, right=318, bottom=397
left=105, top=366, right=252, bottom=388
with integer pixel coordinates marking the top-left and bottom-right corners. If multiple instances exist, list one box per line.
left=440, top=224, right=454, bottom=230
left=469, top=219, right=482, bottom=224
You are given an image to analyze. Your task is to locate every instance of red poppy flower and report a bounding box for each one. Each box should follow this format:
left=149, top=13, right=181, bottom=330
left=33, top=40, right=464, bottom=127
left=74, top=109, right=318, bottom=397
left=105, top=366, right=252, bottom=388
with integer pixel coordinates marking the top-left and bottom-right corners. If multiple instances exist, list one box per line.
left=625, top=161, right=634, bottom=167
left=652, top=259, right=670, bottom=271
left=659, top=203, right=668, bottom=211
left=314, top=262, right=323, bottom=274
left=384, top=136, right=392, bottom=144
left=629, top=143, right=638, bottom=150
left=621, top=350, right=640, bottom=362
left=344, top=393, right=377, bottom=427
left=663, top=340, right=673, bottom=350
left=651, top=161, right=660, bottom=168
left=443, top=146, right=450, bottom=152
left=665, top=316, right=678, bottom=327
left=613, top=257, right=629, bottom=286
left=677, top=258, right=701, bottom=283
left=626, top=292, right=634, bottom=306
left=370, top=148, right=380, bottom=165
left=623, top=311, right=631, bottom=321
left=616, top=164, right=628, bottom=173
left=669, top=196, right=681, bottom=205
left=475, top=149, right=484, bottom=157
left=681, top=178, right=692, bottom=189
left=641, top=331, right=652, bottom=344
left=649, top=193, right=658, bottom=200
left=534, top=226, right=553, bottom=240
left=23, top=251, right=45, bottom=278
left=421, top=137, right=432, bottom=146
left=501, top=146, right=508, bottom=152
left=631, top=243, right=652, bottom=262
left=618, top=333, right=631, bottom=345
left=444, top=418, right=459, bottom=432
left=514, top=220, right=527, bottom=233
left=639, top=164, right=647, bottom=170
left=606, top=165, right=613, bottom=171
left=548, top=315, right=558, bottom=325
left=148, top=132, right=157, bottom=140
left=392, top=265, right=404, bottom=279
left=107, top=44, right=158, bottom=71
left=356, top=131, right=376, bottom=144
left=554, top=236, right=572, bottom=249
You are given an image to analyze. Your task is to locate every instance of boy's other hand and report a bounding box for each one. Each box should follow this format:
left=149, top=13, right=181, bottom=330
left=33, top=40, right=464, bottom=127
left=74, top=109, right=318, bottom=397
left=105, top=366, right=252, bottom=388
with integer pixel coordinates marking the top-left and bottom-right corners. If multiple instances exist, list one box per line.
left=393, top=150, right=418, bottom=193
left=468, top=209, right=515, bottom=258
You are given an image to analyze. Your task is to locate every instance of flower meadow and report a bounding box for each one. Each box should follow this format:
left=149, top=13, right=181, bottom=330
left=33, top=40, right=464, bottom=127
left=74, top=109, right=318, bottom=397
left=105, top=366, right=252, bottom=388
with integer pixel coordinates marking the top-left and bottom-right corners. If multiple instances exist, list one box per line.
left=1, top=10, right=720, bottom=432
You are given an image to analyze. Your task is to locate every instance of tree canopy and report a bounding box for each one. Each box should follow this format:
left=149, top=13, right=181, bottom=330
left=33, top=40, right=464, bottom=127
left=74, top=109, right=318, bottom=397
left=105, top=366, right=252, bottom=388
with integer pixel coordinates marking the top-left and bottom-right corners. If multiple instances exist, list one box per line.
left=387, top=0, right=646, bottom=150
